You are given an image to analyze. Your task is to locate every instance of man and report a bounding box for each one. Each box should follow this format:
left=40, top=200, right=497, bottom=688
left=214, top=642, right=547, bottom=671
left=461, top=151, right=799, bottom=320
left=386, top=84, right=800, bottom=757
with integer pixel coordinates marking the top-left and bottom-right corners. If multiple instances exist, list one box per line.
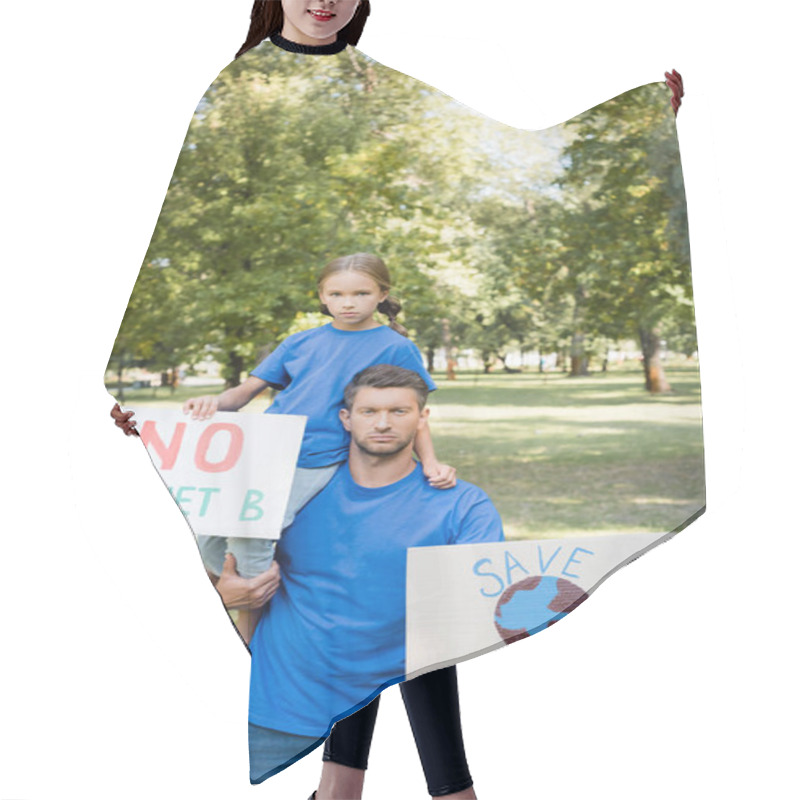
left=247, top=364, right=504, bottom=795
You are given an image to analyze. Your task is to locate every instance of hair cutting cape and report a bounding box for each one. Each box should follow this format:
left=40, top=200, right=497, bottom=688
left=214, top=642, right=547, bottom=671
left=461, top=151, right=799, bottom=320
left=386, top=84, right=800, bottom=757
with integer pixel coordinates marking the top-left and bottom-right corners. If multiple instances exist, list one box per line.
left=106, top=37, right=704, bottom=783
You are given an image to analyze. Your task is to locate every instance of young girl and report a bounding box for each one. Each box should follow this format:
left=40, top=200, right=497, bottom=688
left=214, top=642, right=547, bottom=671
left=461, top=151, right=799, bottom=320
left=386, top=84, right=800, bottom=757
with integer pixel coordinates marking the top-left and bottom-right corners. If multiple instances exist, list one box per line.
left=236, top=0, right=371, bottom=57
left=183, top=253, right=455, bottom=613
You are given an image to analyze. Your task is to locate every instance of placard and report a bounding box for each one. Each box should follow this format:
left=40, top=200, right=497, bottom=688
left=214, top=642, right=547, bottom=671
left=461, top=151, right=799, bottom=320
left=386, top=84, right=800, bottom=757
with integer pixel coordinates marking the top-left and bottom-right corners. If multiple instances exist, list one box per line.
left=406, top=532, right=668, bottom=675
left=130, top=407, right=306, bottom=539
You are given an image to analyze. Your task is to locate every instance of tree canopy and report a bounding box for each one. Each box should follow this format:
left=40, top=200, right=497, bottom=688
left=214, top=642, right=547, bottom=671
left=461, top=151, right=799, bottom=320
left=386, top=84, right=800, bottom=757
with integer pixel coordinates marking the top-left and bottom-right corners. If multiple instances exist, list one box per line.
left=108, top=53, right=694, bottom=393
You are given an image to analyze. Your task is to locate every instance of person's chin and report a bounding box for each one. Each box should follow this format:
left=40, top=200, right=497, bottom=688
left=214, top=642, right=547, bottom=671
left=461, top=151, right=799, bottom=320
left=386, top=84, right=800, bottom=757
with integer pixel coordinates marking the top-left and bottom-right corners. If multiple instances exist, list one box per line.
left=355, top=438, right=410, bottom=457
left=298, top=22, right=337, bottom=41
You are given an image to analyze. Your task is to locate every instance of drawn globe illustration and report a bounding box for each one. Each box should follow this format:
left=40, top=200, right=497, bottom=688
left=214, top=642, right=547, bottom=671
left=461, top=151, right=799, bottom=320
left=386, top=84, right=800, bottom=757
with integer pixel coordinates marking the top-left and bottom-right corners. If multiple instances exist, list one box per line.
left=494, top=576, right=590, bottom=645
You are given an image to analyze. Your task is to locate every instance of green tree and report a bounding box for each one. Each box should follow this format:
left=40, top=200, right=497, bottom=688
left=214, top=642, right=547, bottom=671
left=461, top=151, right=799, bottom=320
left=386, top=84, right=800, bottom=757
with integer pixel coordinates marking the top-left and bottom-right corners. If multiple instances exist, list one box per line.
left=111, top=49, right=482, bottom=386
left=558, top=83, right=696, bottom=391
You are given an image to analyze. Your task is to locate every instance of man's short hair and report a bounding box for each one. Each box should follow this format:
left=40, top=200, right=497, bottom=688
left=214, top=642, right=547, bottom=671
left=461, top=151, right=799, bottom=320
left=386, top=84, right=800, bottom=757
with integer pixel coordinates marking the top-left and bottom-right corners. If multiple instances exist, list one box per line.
left=343, top=365, right=430, bottom=410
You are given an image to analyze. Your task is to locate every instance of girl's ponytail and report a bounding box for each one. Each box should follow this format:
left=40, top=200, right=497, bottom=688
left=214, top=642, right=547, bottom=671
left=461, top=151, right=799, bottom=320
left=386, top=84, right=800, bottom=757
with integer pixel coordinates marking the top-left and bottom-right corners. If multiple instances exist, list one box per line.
left=378, top=296, right=408, bottom=337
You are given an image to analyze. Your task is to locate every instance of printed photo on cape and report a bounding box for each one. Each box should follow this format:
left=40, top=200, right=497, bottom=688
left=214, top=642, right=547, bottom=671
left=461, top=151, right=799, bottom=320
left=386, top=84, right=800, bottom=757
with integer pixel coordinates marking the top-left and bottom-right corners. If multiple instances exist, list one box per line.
left=104, top=33, right=704, bottom=781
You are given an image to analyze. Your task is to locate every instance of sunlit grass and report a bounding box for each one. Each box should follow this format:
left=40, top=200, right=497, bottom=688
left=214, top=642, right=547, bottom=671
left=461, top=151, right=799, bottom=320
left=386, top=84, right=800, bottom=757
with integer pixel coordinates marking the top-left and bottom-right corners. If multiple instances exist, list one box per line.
left=426, top=364, right=704, bottom=538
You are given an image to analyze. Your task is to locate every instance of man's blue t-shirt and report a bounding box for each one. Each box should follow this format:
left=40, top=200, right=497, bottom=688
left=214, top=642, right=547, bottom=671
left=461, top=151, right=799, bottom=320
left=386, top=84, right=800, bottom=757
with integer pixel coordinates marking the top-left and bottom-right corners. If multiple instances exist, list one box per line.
left=249, top=462, right=504, bottom=737
left=251, top=324, right=436, bottom=468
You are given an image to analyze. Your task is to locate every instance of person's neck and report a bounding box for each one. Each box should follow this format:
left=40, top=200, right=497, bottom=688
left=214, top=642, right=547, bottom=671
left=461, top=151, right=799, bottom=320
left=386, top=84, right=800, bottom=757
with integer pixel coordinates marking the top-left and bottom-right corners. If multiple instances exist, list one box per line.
left=331, top=319, right=380, bottom=332
left=347, top=444, right=417, bottom=489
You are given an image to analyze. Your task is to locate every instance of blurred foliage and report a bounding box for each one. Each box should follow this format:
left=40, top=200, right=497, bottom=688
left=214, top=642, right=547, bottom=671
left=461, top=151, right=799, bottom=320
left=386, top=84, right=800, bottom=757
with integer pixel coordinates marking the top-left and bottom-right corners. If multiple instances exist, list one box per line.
left=108, top=50, right=694, bottom=392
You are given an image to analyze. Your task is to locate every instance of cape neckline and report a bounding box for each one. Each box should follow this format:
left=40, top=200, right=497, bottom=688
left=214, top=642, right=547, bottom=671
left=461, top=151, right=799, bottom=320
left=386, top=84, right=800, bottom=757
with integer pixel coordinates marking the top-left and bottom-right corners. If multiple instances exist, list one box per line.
left=270, top=32, right=348, bottom=56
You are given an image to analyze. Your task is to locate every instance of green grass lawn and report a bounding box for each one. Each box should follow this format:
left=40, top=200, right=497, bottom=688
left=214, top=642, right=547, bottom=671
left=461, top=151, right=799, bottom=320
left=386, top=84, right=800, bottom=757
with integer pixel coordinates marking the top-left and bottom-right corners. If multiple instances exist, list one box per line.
left=112, top=362, right=704, bottom=540
left=426, top=364, right=704, bottom=539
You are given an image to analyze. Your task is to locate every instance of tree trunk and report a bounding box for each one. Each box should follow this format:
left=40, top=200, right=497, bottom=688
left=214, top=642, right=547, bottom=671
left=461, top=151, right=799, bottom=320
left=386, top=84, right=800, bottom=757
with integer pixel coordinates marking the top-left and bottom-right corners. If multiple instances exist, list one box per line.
left=569, top=286, right=589, bottom=376
left=639, top=326, right=671, bottom=393
left=442, top=319, right=457, bottom=380
left=426, top=347, right=435, bottom=374
left=570, top=332, right=589, bottom=376
left=226, top=352, right=245, bottom=388
left=117, top=359, right=125, bottom=404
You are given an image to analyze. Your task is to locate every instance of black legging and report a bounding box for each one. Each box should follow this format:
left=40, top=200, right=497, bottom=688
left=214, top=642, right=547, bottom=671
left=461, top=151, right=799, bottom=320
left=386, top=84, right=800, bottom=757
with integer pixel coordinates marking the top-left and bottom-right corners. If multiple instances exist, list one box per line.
left=323, top=666, right=472, bottom=797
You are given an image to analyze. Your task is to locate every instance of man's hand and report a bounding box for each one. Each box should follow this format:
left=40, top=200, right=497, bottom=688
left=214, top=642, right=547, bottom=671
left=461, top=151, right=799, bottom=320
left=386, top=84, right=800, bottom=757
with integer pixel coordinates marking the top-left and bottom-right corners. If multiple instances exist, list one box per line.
left=214, top=553, right=281, bottom=610
left=183, top=395, right=220, bottom=420
left=422, top=460, right=457, bottom=490
left=110, top=402, right=139, bottom=436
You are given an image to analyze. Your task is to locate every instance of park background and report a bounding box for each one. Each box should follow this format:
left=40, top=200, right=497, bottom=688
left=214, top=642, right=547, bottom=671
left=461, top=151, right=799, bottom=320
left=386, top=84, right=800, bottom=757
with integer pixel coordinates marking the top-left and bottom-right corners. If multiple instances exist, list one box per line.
left=2, top=2, right=796, bottom=800
left=106, top=53, right=703, bottom=541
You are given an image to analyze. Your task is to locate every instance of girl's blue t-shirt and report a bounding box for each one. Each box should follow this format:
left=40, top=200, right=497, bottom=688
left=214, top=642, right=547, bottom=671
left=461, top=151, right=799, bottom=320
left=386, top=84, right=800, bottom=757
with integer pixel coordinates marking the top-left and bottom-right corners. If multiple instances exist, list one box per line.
left=251, top=324, right=436, bottom=468
left=248, top=462, right=504, bottom=737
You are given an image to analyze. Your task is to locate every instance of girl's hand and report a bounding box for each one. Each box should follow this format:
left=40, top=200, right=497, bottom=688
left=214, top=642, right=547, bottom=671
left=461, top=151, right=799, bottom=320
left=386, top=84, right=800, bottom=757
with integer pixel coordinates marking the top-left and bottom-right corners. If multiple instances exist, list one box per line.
left=183, top=395, right=219, bottom=420
left=110, top=402, right=139, bottom=436
left=422, top=460, right=457, bottom=490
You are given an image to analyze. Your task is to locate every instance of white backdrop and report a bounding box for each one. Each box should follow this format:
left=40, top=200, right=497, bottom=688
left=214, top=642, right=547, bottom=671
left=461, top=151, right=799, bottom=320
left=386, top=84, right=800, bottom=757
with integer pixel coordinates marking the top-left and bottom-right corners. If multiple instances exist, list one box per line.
left=2, top=1, right=796, bottom=798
